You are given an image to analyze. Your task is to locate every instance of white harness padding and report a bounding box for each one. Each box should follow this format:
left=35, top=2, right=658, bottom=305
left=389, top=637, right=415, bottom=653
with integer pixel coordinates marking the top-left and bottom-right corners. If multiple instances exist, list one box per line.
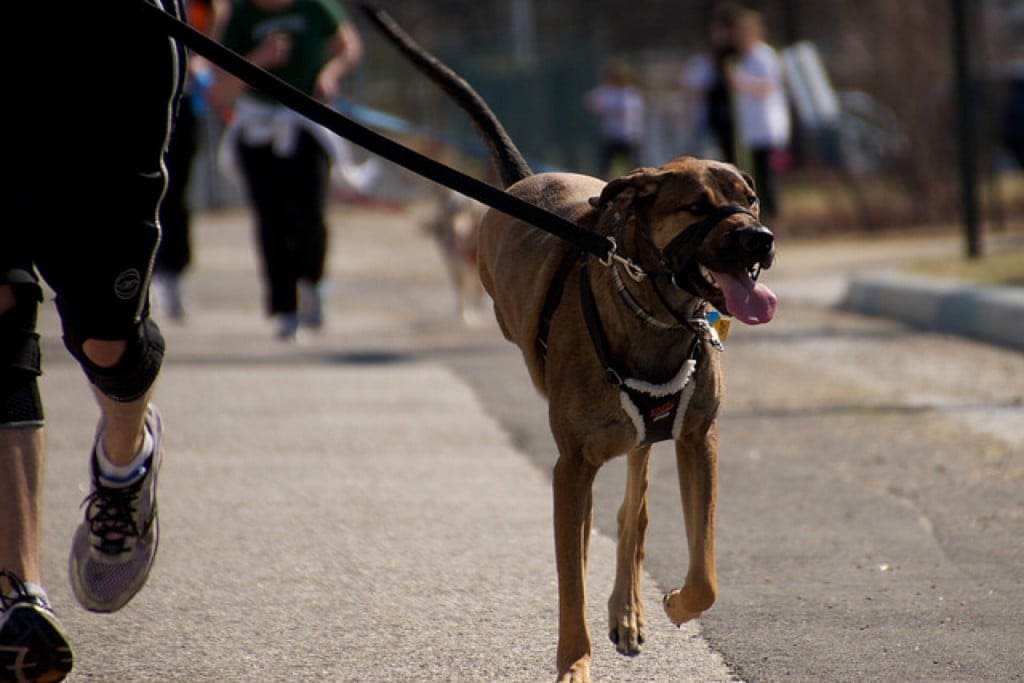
left=618, top=358, right=697, bottom=446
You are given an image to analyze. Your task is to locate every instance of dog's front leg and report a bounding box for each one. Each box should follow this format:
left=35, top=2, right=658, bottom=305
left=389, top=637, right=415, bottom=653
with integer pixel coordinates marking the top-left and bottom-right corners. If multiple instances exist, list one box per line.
left=607, top=445, right=651, bottom=656
left=552, top=450, right=599, bottom=683
left=663, top=422, right=718, bottom=625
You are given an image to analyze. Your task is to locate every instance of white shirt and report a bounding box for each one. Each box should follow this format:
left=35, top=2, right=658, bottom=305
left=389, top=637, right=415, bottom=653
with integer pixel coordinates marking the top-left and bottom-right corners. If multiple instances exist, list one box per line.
left=732, top=42, right=791, bottom=148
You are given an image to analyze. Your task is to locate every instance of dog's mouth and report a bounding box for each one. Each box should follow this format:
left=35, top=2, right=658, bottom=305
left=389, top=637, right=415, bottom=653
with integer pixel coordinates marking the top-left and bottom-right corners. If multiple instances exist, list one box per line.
left=677, top=254, right=776, bottom=325
left=705, top=263, right=777, bottom=324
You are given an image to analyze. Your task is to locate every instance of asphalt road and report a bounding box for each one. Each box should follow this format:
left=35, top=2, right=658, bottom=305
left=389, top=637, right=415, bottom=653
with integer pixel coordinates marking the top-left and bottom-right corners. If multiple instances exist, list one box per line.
left=32, top=202, right=1023, bottom=682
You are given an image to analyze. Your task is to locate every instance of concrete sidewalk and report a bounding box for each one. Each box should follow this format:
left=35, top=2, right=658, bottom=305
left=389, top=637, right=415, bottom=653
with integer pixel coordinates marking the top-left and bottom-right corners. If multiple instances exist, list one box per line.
left=766, top=231, right=1024, bottom=352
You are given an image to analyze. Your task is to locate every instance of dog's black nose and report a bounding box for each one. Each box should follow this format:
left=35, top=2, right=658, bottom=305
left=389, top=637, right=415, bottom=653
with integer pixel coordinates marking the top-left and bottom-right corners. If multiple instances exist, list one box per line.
left=738, top=225, right=774, bottom=254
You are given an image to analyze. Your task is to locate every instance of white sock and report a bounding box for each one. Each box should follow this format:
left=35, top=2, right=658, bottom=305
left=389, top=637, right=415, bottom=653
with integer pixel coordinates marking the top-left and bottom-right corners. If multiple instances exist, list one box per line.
left=24, top=582, right=50, bottom=605
left=3, top=581, right=50, bottom=608
left=96, top=426, right=154, bottom=484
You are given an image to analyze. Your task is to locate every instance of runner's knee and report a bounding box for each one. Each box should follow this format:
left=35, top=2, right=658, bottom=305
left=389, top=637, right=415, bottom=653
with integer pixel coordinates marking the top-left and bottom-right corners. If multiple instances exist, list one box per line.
left=82, top=339, right=128, bottom=368
left=0, top=284, right=16, bottom=315
left=63, top=318, right=165, bottom=403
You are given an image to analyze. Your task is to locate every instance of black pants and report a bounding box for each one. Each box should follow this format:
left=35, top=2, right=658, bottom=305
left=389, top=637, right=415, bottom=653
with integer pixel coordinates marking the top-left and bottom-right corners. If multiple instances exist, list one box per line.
left=709, top=115, right=736, bottom=165
left=237, top=130, right=330, bottom=316
left=156, top=93, right=200, bottom=276
left=750, top=147, right=781, bottom=222
left=598, top=139, right=639, bottom=178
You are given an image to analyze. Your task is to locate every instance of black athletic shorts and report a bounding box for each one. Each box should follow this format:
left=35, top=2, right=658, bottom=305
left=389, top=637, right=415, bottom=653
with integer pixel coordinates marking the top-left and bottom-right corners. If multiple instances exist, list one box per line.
left=1, top=0, right=187, bottom=341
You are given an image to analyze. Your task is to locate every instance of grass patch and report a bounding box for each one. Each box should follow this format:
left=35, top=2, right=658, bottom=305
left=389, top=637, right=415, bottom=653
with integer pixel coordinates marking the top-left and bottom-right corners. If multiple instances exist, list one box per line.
left=778, top=171, right=1024, bottom=238
left=908, top=246, right=1024, bottom=286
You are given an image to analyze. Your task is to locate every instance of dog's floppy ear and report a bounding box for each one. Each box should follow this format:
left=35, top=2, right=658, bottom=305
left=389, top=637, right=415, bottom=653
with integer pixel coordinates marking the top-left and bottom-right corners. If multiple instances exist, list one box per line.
left=589, top=167, right=662, bottom=210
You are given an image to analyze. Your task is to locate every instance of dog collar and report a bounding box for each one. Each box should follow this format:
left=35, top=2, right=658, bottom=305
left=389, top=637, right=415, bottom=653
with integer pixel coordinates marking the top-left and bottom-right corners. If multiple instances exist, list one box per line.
left=610, top=264, right=687, bottom=331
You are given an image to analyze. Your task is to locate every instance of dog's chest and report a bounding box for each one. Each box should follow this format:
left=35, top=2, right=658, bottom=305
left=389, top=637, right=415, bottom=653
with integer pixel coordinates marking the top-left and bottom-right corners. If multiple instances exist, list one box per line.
left=618, top=358, right=698, bottom=446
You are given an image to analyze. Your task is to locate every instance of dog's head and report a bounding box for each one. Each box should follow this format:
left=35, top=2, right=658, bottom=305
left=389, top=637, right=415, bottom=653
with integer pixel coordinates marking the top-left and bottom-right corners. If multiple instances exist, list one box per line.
left=590, top=157, right=777, bottom=324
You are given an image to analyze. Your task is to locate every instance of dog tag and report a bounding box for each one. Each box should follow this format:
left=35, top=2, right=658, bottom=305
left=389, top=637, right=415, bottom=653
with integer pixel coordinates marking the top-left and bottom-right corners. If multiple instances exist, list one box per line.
left=706, top=310, right=731, bottom=343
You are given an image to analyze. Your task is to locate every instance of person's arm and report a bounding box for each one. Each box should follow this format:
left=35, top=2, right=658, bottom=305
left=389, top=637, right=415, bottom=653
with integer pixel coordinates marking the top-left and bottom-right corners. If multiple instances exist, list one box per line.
left=313, top=20, right=363, bottom=101
left=728, top=46, right=780, bottom=98
left=209, top=30, right=294, bottom=107
left=188, top=0, right=230, bottom=79
left=209, top=0, right=231, bottom=40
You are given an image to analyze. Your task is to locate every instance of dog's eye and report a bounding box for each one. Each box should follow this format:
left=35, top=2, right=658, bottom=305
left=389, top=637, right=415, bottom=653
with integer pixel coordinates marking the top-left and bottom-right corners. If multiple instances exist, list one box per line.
left=747, top=195, right=759, bottom=208
left=684, top=202, right=709, bottom=214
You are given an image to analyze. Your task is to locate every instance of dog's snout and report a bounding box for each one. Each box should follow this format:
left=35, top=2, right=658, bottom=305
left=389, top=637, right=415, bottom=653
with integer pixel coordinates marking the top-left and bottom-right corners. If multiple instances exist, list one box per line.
left=738, top=225, right=774, bottom=254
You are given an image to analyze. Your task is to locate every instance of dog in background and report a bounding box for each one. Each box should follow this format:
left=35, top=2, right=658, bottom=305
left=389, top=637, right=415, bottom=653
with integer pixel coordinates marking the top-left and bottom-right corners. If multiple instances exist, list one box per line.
left=422, top=186, right=489, bottom=325
left=364, top=6, right=777, bottom=683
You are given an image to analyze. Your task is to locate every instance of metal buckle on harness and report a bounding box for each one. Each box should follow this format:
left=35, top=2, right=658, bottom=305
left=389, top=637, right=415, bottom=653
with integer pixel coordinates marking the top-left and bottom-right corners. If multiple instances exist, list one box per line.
left=600, top=237, right=647, bottom=283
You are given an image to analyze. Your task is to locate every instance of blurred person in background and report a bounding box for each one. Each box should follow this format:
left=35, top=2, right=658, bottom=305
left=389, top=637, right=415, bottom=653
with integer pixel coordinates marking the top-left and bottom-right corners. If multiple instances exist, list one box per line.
left=211, top=0, right=363, bottom=342
left=681, top=1, right=742, bottom=163
left=727, top=7, right=791, bottom=221
left=584, top=59, right=647, bottom=178
left=153, top=0, right=230, bottom=322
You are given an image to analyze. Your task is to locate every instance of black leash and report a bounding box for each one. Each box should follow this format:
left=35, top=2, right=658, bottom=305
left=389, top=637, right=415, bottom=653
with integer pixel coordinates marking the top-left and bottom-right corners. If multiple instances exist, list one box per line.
left=131, top=0, right=613, bottom=261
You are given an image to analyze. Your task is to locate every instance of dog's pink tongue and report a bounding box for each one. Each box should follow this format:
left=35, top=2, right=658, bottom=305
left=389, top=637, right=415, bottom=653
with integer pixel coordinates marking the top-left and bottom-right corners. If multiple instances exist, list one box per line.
left=711, top=270, right=777, bottom=324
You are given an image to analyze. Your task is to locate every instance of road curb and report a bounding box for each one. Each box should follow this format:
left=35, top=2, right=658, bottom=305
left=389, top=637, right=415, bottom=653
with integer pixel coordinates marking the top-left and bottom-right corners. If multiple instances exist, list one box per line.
left=840, top=271, right=1024, bottom=351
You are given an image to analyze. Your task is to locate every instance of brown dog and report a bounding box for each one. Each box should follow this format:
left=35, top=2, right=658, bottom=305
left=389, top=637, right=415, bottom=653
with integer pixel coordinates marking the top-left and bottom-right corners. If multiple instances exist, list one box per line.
left=364, top=8, right=777, bottom=682
left=423, top=186, right=489, bottom=325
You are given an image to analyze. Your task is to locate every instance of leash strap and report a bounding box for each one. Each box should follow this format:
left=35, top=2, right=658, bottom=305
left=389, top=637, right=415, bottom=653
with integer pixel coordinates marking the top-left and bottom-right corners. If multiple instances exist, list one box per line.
left=131, top=0, right=612, bottom=261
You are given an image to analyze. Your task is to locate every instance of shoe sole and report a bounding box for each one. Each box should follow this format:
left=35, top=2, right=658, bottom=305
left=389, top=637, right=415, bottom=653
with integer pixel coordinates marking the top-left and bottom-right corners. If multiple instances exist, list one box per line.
left=0, top=604, right=74, bottom=683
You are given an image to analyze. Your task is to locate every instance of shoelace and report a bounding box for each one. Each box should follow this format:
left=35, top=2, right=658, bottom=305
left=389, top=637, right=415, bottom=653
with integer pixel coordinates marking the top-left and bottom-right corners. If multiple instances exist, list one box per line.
left=81, top=470, right=149, bottom=555
left=0, top=569, right=50, bottom=613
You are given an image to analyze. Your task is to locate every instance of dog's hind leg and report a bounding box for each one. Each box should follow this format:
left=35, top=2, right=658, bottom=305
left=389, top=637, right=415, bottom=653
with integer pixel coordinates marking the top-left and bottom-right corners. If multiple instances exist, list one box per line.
left=607, top=445, right=651, bottom=656
left=552, top=448, right=599, bottom=683
left=663, top=423, right=719, bottom=625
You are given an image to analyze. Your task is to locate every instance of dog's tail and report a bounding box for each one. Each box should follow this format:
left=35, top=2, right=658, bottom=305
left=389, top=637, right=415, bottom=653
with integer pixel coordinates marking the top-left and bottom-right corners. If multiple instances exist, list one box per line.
left=358, top=4, right=533, bottom=188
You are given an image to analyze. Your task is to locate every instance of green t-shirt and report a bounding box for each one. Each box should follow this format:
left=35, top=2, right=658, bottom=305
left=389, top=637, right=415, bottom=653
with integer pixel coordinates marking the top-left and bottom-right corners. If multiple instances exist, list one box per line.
left=222, top=0, right=347, bottom=101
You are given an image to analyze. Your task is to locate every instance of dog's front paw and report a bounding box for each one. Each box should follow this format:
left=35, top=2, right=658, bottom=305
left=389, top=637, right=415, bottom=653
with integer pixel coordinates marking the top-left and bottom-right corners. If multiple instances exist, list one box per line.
left=608, top=609, right=646, bottom=656
left=556, top=658, right=592, bottom=683
left=662, top=583, right=715, bottom=626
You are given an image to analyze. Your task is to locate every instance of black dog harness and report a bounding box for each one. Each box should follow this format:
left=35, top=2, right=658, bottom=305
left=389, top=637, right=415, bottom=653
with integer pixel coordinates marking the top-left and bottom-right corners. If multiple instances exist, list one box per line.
left=579, top=262, right=704, bottom=446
